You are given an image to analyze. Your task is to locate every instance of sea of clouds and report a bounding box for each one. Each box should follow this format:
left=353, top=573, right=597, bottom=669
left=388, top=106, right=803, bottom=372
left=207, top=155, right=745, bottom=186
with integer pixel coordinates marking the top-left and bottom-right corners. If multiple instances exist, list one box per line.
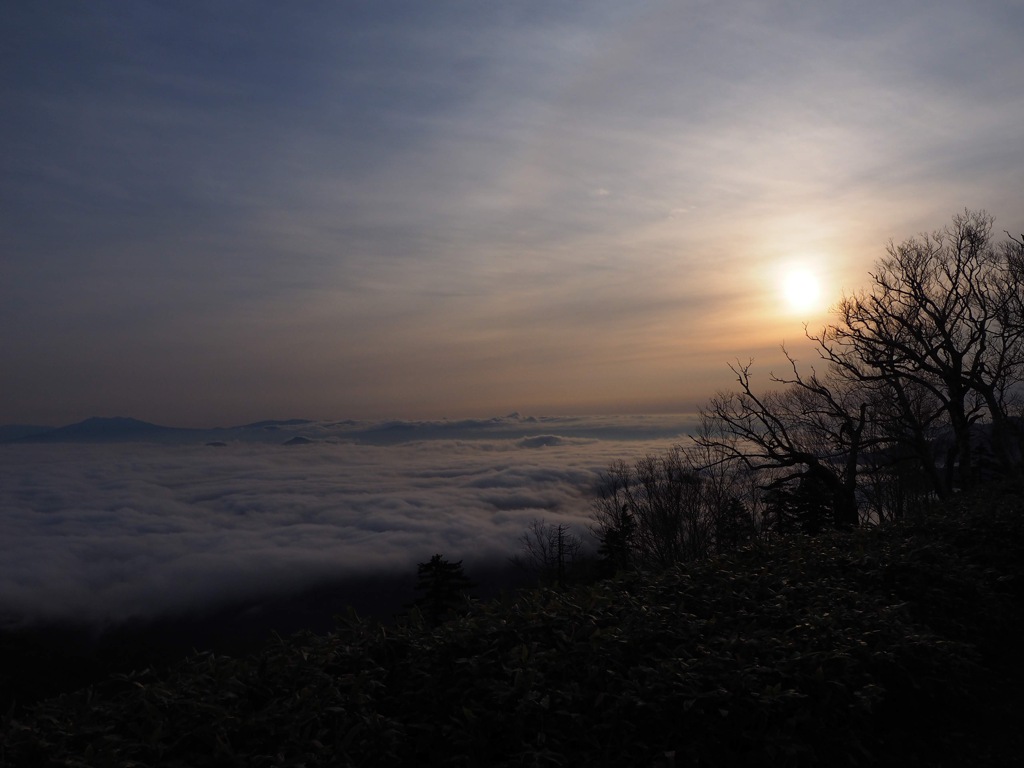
left=0, top=414, right=697, bottom=628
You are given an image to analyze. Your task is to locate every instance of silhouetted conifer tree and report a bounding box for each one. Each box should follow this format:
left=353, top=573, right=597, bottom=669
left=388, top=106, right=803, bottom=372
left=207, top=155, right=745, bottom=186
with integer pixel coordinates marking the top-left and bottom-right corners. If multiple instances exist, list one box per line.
left=410, top=554, right=476, bottom=625
left=596, top=506, right=636, bottom=576
left=714, top=496, right=756, bottom=552
left=764, top=476, right=833, bottom=536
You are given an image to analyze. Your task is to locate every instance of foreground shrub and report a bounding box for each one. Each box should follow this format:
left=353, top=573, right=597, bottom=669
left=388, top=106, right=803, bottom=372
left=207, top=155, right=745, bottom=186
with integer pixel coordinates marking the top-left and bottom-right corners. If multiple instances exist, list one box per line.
left=3, top=487, right=1023, bottom=767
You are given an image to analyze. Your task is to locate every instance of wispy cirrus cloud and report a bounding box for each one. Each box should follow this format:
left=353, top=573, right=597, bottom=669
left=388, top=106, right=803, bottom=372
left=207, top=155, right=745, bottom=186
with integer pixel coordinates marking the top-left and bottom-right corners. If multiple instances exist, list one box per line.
left=2, top=1, right=1023, bottom=425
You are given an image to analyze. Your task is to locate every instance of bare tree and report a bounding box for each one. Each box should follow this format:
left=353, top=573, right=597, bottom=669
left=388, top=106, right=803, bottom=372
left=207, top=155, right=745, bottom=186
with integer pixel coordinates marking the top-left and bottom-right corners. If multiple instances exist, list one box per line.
left=590, top=449, right=705, bottom=568
left=999, top=228, right=1024, bottom=429
left=594, top=211, right=1024, bottom=559
left=695, top=354, right=873, bottom=529
left=515, top=519, right=584, bottom=587
left=683, top=438, right=762, bottom=549
left=590, top=446, right=756, bottom=570
left=694, top=210, right=1024, bottom=527
left=811, top=210, right=1024, bottom=493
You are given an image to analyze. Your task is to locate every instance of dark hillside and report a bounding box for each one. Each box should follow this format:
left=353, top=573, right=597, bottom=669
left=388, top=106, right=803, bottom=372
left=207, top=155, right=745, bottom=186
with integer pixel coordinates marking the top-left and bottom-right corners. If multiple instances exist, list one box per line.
left=3, top=482, right=1023, bottom=767
left=0, top=561, right=531, bottom=715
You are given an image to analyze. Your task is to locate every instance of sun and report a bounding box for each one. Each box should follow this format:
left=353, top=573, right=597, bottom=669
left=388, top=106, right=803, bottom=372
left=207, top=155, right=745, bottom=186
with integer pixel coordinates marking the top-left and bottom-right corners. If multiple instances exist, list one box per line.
left=781, top=268, right=823, bottom=314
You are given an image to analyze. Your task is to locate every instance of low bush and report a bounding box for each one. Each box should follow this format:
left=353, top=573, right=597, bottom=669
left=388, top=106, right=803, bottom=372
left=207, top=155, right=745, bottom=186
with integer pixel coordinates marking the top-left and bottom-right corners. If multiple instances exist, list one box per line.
left=3, top=485, right=1023, bottom=767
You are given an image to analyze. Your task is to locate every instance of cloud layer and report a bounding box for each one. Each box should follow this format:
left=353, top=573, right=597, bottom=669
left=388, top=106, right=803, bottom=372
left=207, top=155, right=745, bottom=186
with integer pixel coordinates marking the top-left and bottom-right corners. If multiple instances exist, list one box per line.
left=0, top=415, right=695, bottom=627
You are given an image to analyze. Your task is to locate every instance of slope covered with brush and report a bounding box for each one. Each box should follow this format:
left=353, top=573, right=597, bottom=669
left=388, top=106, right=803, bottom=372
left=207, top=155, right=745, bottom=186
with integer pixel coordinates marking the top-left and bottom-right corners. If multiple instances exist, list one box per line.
left=3, top=483, right=1023, bottom=767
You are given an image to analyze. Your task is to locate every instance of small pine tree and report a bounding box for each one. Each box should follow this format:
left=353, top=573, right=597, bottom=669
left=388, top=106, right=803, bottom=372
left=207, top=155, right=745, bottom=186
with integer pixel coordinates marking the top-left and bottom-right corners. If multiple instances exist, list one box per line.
left=764, top=476, right=833, bottom=536
left=596, top=505, right=636, bottom=576
left=714, top=496, right=755, bottom=553
left=410, top=554, right=476, bottom=625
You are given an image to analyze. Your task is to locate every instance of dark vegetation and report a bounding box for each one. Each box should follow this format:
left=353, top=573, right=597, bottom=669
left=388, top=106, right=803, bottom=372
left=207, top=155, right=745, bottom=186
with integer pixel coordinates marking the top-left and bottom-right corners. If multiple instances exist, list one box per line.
left=512, top=519, right=587, bottom=588
left=4, top=211, right=1024, bottom=765
left=408, top=555, right=478, bottom=626
left=2, top=481, right=1023, bottom=767
left=0, top=564, right=530, bottom=717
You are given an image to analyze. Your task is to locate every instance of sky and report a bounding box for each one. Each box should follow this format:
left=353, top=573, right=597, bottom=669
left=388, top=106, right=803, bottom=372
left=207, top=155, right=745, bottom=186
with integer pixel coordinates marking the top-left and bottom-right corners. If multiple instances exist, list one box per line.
left=0, top=416, right=698, bottom=627
left=4, top=0, right=1024, bottom=427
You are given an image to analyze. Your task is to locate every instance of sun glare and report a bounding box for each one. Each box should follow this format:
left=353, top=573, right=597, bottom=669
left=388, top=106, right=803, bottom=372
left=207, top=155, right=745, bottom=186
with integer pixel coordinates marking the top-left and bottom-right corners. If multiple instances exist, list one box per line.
left=781, top=268, right=822, bottom=315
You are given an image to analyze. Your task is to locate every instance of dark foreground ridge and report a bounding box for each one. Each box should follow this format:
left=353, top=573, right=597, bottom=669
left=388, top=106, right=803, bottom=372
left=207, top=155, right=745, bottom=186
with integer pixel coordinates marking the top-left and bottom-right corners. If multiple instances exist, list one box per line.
left=3, top=483, right=1024, bottom=767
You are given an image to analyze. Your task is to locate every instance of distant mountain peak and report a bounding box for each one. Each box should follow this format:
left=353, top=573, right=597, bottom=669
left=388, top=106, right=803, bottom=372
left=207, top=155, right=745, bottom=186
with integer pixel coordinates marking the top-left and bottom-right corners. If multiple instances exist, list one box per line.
left=238, top=419, right=314, bottom=430
left=6, top=416, right=186, bottom=444
left=61, top=416, right=166, bottom=431
left=75, top=416, right=160, bottom=428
